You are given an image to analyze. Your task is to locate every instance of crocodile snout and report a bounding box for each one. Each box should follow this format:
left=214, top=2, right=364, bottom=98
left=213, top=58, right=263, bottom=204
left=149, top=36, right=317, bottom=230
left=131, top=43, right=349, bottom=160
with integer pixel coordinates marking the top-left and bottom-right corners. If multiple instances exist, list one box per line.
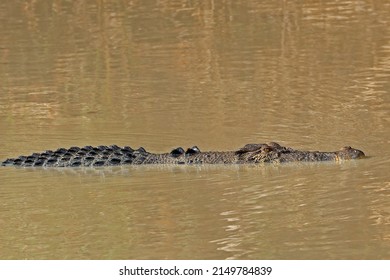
left=341, top=146, right=365, bottom=159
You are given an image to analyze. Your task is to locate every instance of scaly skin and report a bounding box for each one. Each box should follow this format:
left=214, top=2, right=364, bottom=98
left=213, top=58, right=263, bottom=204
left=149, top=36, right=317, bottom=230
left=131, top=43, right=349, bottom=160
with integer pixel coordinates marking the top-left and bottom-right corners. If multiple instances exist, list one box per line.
left=1, top=142, right=365, bottom=168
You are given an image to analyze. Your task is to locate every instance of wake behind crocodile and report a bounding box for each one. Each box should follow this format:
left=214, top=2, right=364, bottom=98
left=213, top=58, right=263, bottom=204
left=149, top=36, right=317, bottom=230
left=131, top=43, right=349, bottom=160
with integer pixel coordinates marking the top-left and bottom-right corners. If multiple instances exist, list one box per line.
left=1, top=142, right=365, bottom=168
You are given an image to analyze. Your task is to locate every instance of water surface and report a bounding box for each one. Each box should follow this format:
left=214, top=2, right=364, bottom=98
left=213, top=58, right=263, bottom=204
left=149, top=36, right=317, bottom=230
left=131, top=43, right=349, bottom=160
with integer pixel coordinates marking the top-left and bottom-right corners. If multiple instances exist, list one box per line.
left=0, top=0, right=389, bottom=259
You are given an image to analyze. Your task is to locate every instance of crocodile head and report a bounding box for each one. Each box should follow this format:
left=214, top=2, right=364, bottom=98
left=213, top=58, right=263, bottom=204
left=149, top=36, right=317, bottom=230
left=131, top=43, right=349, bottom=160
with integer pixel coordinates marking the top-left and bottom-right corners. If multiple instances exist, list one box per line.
left=336, top=146, right=365, bottom=160
left=236, top=143, right=281, bottom=163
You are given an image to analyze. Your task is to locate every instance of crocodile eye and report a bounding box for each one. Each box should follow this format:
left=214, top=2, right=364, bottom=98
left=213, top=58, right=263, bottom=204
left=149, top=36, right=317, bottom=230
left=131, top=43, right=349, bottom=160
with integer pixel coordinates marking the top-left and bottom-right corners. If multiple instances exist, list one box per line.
left=262, top=147, right=273, bottom=153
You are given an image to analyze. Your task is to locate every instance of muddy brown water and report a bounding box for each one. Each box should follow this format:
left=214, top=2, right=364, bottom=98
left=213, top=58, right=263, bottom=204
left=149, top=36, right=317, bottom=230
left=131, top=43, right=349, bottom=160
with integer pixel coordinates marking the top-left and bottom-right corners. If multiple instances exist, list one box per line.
left=0, top=1, right=389, bottom=259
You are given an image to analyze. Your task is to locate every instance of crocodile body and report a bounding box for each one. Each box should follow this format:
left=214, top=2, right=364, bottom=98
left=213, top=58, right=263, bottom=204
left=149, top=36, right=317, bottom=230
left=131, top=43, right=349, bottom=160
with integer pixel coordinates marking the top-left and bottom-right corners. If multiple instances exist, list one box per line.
left=1, top=142, right=365, bottom=168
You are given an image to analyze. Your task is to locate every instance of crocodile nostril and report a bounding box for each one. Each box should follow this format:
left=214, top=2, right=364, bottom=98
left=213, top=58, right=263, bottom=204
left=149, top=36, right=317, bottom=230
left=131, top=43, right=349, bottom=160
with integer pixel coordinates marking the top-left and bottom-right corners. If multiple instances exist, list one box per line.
left=353, top=149, right=365, bottom=159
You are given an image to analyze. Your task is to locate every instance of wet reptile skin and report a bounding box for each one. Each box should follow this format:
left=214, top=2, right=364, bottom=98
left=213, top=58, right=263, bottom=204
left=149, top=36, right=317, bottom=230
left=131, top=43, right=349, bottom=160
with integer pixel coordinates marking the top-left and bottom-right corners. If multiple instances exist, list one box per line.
left=1, top=142, right=365, bottom=168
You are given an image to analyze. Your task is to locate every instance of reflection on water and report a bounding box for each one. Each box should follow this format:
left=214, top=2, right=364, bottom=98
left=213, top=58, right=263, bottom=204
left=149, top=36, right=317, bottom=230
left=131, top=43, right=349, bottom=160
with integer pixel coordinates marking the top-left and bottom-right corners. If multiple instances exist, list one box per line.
left=1, top=160, right=389, bottom=260
left=0, top=0, right=389, bottom=259
left=1, top=0, right=389, bottom=148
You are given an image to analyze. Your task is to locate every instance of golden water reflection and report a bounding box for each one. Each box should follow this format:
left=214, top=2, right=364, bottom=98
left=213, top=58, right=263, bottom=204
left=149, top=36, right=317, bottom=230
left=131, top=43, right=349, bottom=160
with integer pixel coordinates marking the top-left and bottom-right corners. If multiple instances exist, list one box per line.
left=0, top=0, right=389, bottom=259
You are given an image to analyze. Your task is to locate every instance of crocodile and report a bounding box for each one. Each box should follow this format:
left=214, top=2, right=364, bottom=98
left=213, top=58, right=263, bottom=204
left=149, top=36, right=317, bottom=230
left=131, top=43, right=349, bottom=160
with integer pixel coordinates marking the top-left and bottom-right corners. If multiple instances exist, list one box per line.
left=1, top=142, right=365, bottom=168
